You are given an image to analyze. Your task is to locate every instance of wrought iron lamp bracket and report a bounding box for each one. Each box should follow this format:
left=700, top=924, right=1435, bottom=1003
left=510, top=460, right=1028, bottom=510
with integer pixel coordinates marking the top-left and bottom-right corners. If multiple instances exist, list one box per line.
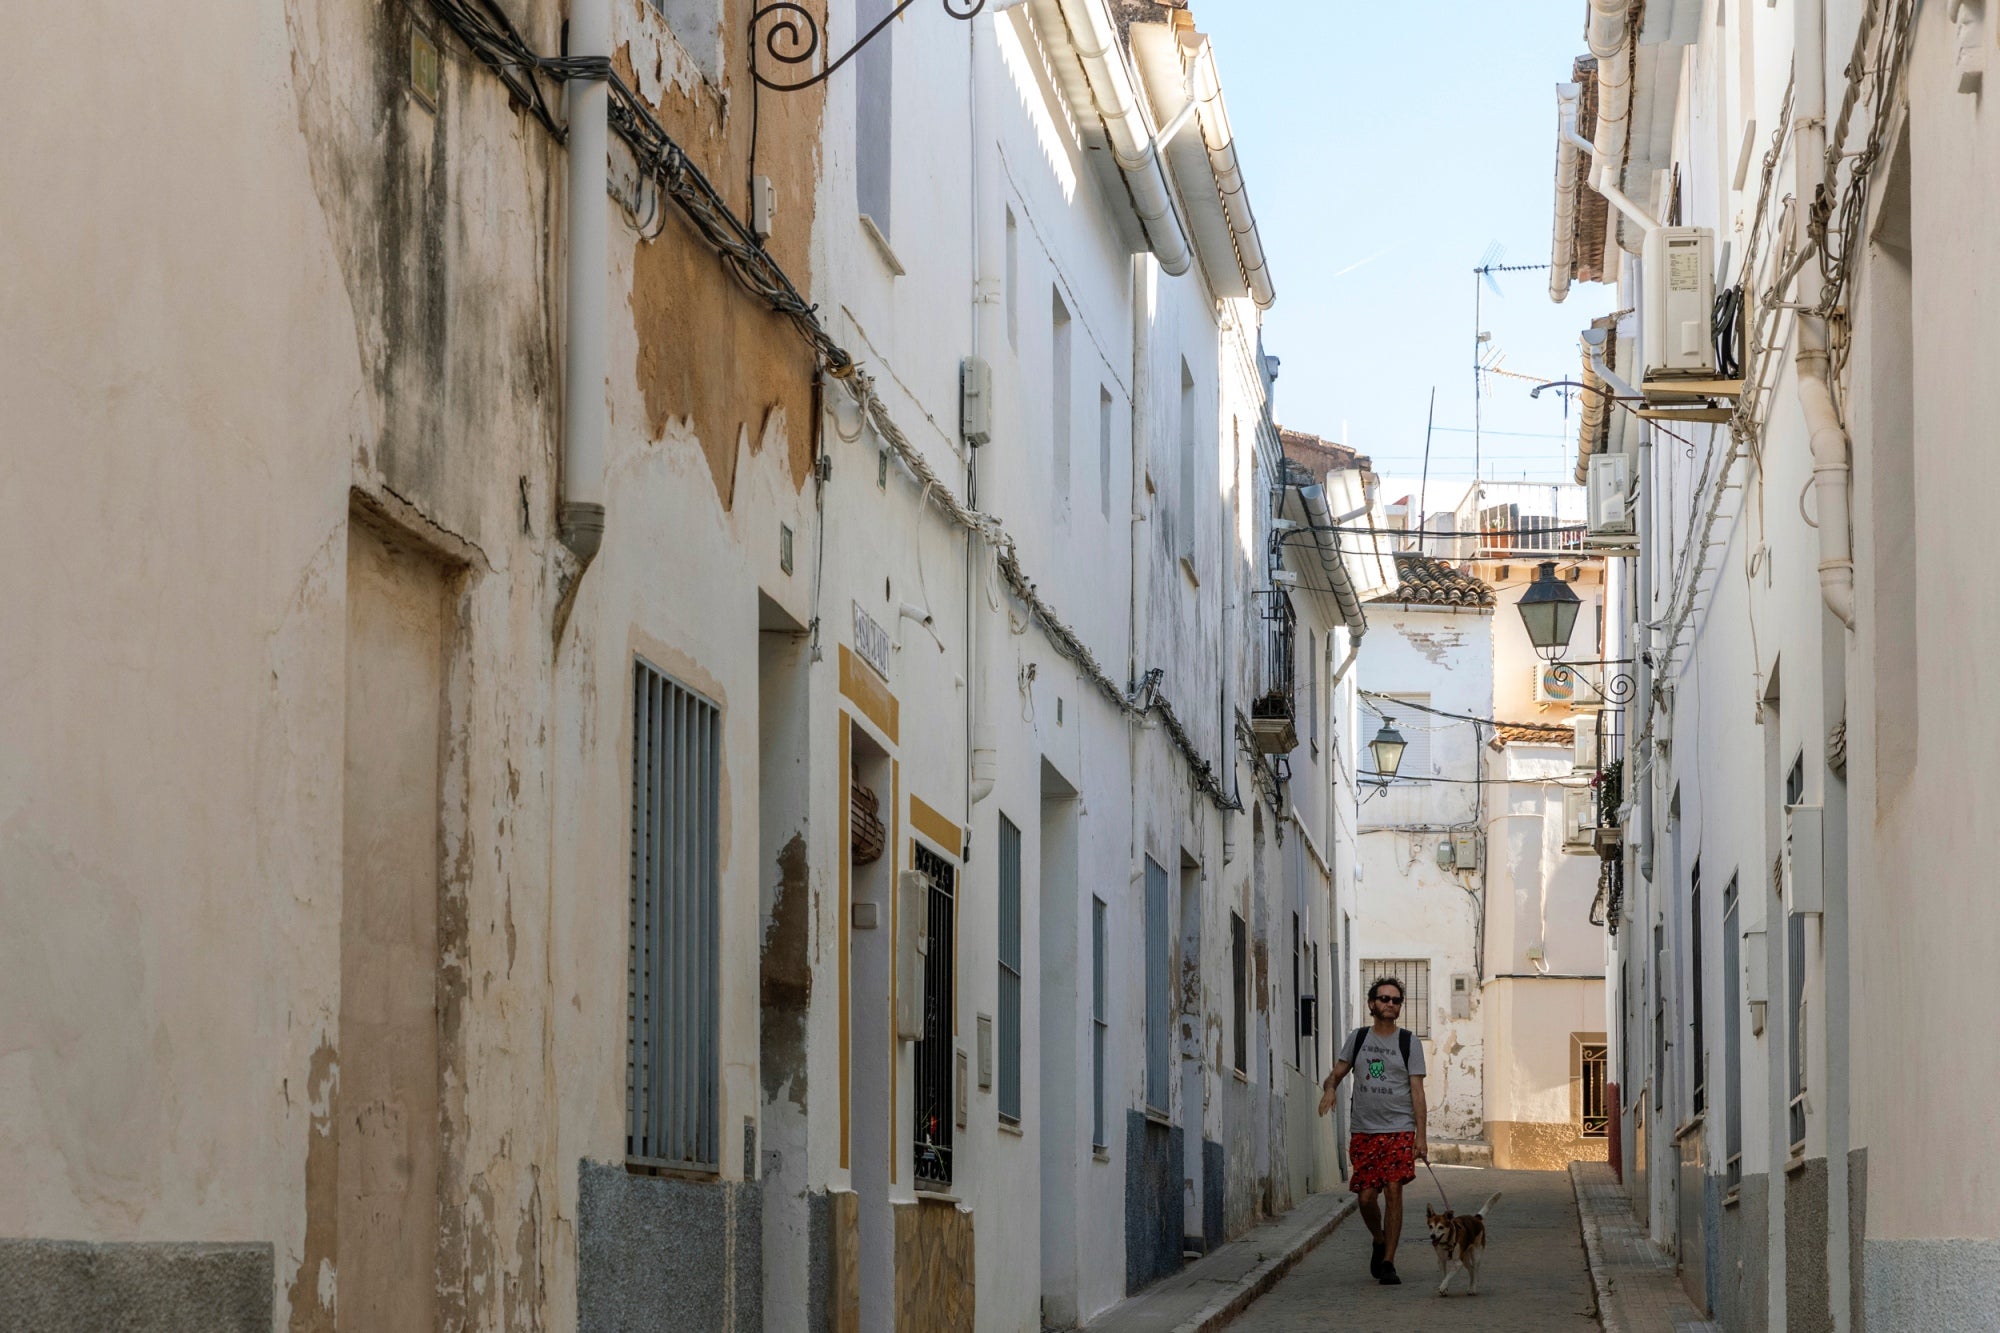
left=751, top=0, right=989, bottom=92
left=1547, top=658, right=1637, bottom=707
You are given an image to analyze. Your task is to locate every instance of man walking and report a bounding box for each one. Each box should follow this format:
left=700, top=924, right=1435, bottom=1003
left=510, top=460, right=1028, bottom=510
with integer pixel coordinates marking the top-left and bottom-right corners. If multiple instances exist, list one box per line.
left=1317, top=976, right=1427, bottom=1285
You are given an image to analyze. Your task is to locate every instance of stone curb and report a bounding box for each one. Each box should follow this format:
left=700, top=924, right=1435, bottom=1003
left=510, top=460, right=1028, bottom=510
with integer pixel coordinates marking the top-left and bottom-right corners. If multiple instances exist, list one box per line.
left=1168, top=1198, right=1359, bottom=1333
left=1569, top=1161, right=1621, bottom=1333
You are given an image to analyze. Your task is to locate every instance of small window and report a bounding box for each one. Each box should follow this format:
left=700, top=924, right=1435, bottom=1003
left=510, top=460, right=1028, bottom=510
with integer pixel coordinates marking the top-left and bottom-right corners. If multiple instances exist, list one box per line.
left=1359, top=958, right=1431, bottom=1038
left=997, top=815, right=1023, bottom=1123
left=854, top=0, right=894, bottom=238
left=1052, top=292, right=1072, bottom=511
left=1004, top=207, right=1019, bottom=350
left=1099, top=387, right=1114, bottom=520
left=1144, top=857, right=1170, bottom=1112
left=1580, top=1042, right=1610, bottom=1137
left=1362, top=694, right=1432, bottom=781
left=1177, top=362, right=1197, bottom=562
left=1230, top=911, right=1248, bottom=1075
left=629, top=660, right=721, bottom=1171
left=1092, top=897, right=1108, bottom=1151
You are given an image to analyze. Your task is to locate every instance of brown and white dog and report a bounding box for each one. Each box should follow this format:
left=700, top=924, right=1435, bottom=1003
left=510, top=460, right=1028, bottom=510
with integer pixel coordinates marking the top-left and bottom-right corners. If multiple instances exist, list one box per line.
left=1425, top=1192, right=1502, bottom=1297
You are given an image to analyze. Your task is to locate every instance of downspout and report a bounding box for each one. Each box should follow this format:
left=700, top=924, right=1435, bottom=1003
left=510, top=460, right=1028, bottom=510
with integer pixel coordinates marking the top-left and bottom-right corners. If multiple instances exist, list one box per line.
left=1793, top=0, right=1858, bottom=629
left=1633, top=421, right=1656, bottom=885
left=968, top=16, right=1000, bottom=807
left=1551, top=83, right=1584, bottom=303
left=1045, top=0, right=1193, bottom=275
left=1127, top=253, right=1153, bottom=872
left=1582, top=0, right=1656, bottom=246
left=559, top=0, right=609, bottom=562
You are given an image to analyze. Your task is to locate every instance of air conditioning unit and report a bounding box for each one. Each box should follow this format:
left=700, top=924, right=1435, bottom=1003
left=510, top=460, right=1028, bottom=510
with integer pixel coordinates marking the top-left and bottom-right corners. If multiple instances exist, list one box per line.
left=1572, top=718, right=1602, bottom=773
left=1642, top=227, right=1718, bottom=379
left=1585, top=452, right=1635, bottom=545
left=1562, top=787, right=1598, bottom=854
left=1534, top=662, right=1601, bottom=709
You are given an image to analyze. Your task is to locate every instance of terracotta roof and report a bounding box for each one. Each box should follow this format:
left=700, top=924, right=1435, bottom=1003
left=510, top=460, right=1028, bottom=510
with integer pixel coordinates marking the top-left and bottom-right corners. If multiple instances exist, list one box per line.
left=1564, top=57, right=1612, bottom=286
left=1491, top=723, right=1575, bottom=749
left=1278, top=426, right=1372, bottom=482
left=1368, top=553, right=1495, bottom=607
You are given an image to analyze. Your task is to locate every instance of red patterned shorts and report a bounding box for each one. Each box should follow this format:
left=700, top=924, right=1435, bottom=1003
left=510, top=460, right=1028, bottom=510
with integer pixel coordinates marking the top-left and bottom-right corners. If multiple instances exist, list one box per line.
left=1348, top=1131, right=1416, bottom=1194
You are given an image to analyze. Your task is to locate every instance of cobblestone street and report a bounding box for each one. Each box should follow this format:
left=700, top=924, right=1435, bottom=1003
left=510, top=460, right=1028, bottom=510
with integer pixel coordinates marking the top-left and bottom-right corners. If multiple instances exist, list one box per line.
left=1232, top=1167, right=1600, bottom=1331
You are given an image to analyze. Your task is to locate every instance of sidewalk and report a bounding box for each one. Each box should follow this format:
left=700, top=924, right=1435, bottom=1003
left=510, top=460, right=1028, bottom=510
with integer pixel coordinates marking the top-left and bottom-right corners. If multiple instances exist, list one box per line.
left=1084, top=1190, right=1356, bottom=1333
left=1569, top=1161, right=1718, bottom=1332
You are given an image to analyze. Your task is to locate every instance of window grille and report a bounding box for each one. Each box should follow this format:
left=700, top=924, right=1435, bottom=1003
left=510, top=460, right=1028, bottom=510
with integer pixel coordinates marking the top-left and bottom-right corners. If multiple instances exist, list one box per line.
left=1580, top=1042, right=1610, bottom=1137
left=1723, top=875, right=1743, bottom=1188
left=914, top=842, right=957, bottom=1186
left=1144, top=857, right=1170, bottom=1113
left=997, top=815, right=1022, bottom=1123
left=628, top=660, right=721, bottom=1171
left=1362, top=695, right=1432, bottom=781
left=1230, top=912, right=1248, bottom=1074
left=1359, top=958, right=1431, bottom=1038
left=1690, top=862, right=1705, bottom=1116
left=1091, top=897, right=1107, bottom=1152
left=1788, top=909, right=1807, bottom=1153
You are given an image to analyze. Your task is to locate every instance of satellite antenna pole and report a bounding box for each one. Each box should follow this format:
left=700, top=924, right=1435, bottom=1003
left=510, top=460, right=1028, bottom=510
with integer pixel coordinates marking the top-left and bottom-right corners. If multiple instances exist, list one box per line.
left=1418, top=387, right=1437, bottom=547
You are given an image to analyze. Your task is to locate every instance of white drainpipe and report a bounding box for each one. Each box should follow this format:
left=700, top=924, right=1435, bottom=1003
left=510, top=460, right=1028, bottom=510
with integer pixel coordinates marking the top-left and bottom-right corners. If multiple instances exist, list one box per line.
left=1551, top=83, right=1584, bottom=303
left=1793, top=0, right=1857, bottom=629
left=560, top=0, right=609, bottom=560
left=1187, top=35, right=1274, bottom=309
left=1048, top=0, right=1193, bottom=276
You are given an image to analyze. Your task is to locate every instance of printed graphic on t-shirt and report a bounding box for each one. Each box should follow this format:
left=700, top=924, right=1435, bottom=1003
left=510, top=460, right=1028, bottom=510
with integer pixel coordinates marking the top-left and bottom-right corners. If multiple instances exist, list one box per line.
left=1348, top=1030, right=1425, bottom=1135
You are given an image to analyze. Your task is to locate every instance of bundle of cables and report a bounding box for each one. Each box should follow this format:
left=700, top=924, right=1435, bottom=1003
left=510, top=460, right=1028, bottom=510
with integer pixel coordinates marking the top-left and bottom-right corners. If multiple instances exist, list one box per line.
left=1712, top=283, right=1745, bottom=380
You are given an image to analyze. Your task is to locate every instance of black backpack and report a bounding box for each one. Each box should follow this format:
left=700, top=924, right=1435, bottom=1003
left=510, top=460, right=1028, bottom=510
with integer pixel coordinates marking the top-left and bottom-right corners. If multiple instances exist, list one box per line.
left=1346, top=1026, right=1412, bottom=1073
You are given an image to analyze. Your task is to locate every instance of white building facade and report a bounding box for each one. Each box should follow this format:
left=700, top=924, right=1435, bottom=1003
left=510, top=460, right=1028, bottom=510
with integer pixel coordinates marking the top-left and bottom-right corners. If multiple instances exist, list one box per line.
left=1539, top=0, right=2000, bottom=1326
left=0, top=2, right=1385, bottom=1332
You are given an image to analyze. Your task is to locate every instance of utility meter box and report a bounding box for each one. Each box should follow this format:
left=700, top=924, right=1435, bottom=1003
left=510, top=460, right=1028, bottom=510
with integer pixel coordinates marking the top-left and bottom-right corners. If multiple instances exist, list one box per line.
left=1641, top=226, right=1717, bottom=379
left=960, top=355, right=992, bottom=447
left=1452, top=830, right=1483, bottom=872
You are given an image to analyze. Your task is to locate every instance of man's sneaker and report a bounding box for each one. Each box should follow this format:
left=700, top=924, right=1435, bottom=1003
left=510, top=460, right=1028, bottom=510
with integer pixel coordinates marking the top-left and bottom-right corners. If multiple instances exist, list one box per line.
left=1369, top=1240, right=1385, bottom=1278
left=1378, top=1261, right=1402, bottom=1286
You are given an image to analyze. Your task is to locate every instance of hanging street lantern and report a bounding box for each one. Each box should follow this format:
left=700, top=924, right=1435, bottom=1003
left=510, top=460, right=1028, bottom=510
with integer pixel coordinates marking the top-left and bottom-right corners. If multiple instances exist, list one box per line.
left=1517, top=559, right=1583, bottom=660
left=1369, top=718, right=1408, bottom=782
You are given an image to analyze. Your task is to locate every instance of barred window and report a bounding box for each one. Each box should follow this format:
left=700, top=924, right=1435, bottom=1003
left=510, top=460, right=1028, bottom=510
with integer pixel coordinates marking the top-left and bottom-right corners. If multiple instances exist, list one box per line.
left=1359, top=958, right=1431, bottom=1038
left=628, top=660, right=721, bottom=1171
left=997, top=815, right=1023, bottom=1124
left=1580, top=1043, right=1609, bottom=1138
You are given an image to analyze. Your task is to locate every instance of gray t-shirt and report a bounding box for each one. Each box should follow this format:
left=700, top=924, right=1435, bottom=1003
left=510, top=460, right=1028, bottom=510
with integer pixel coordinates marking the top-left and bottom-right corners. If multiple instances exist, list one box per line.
left=1344, top=1027, right=1426, bottom=1134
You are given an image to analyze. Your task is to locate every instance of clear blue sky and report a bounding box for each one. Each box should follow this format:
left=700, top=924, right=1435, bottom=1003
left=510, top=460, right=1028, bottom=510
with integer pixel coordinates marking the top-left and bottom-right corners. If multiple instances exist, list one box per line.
left=1201, top=2, right=1612, bottom=485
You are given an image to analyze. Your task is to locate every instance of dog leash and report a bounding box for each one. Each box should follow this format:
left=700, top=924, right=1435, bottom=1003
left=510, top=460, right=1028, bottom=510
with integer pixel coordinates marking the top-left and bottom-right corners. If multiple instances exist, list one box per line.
left=1423, top=1159, right=1453, bottom=1211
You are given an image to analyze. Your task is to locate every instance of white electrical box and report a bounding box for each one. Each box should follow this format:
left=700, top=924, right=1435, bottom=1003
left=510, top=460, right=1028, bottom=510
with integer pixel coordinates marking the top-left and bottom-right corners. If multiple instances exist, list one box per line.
left=960, top=355, right=992, bottom=447
left=750, top=174, right=776, bottom=241
left=1451, top=973, right=1473, bottom=1020
left=1641, top=226, right=1717, bottom=379
left=1573, top=718, right=1601, bottom=773
left=1784, top=803, right=1825, bottom=915
left=1436, top=838, right=1457, bottom=871
left=1452, top=830, right=1483, bottom=872
left=1586, top=451, right=1635, bottom=539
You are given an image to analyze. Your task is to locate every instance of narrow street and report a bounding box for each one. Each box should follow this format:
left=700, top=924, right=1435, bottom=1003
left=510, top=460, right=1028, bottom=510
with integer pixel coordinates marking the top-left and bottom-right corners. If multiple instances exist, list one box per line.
left=1234, top=1168, right=1598, bottom=1332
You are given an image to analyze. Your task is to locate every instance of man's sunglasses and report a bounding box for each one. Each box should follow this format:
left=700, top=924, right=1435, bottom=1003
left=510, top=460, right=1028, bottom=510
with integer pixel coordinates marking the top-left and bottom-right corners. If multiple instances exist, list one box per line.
left=1371, top=994, right=1403, bottom=1005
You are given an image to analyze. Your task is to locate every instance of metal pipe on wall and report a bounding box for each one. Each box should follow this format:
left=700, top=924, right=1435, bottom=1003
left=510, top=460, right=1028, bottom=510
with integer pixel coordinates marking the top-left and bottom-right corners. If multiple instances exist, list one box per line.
left=560, top=0, right=609, bottom=561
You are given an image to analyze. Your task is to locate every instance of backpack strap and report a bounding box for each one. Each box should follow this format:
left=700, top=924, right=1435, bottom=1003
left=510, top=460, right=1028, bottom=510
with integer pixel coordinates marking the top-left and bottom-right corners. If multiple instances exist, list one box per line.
left=1346, top=1027, right=1369, bottom=1068
left=1399, top=1028, right=1413, bottom=1068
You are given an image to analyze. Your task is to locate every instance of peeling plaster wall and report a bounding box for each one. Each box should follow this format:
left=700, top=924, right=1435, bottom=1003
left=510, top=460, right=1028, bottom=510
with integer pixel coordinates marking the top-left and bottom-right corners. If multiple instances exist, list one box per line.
left=1352, top=604, right=1493, bottom=1144
left=2, top=0, right=568, bottom=1328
